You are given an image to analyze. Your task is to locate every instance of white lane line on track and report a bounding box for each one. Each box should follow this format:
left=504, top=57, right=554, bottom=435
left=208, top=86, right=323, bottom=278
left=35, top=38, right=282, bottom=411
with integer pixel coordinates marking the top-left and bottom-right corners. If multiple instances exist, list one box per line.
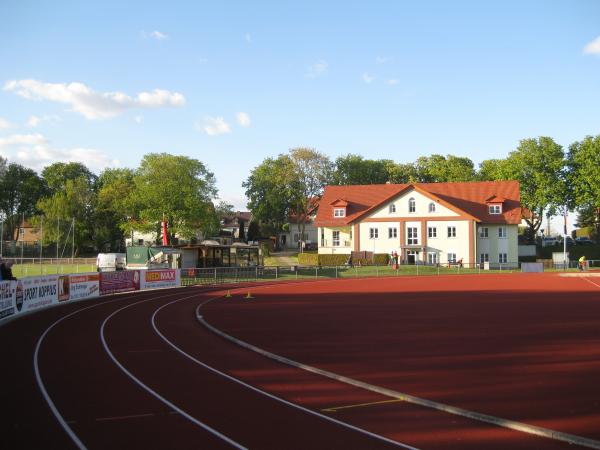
left=152, top=296, right=419, bottom=450
left=100, top=293, right=248, bottom=450
left=197, top=290, right=600, bottom=450
left=33, top=289, right=203, bottom=450
left=583, top=277, right=600, bottom=289
left=96, top=413, right=155, bottom=422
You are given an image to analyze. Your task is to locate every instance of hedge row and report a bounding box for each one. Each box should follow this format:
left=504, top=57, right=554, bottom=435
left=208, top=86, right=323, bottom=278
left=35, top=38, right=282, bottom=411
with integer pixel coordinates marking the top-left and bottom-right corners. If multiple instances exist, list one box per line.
left=297, top=253, right=390, bottom=266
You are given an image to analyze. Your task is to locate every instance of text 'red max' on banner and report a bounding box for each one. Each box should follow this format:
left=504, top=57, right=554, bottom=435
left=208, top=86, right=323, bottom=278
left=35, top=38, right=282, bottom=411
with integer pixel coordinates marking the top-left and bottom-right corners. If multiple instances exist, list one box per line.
left=140, top=269, right=180, bottom=290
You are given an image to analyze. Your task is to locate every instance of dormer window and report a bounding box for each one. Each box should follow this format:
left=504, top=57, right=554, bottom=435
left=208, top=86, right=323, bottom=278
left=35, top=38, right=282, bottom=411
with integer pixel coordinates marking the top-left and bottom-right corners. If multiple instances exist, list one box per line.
left=333, top=208, right=346, bottom=217
left=485, top=195, right=505, bottom=215
left=428, top=202, right=436, bottom=213
left=389, top=204, right=396, bottom=213
left=408, top=198, right=416, bottom=213
left=489, top=205, right=502, bottom=215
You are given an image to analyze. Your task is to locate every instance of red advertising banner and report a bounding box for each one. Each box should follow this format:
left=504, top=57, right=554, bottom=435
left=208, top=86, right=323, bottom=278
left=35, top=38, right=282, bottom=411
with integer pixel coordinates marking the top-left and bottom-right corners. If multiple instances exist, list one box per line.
left=100, top=270, right=140, bottom=295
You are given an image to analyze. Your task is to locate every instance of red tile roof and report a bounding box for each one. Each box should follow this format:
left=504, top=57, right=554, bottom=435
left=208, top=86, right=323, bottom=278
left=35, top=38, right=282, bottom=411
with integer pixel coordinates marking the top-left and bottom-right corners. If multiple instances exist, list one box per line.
left=314, top=181, right=522, bottom=226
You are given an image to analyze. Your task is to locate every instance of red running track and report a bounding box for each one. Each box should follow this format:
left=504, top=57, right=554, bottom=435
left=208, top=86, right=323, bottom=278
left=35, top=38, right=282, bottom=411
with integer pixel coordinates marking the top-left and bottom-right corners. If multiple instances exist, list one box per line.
left=1, top=273, right=600, bottom=449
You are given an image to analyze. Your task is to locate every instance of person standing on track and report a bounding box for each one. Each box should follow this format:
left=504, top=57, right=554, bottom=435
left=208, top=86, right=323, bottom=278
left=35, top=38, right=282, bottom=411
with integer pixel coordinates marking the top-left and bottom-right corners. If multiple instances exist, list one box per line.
left=578, top=255, right=587, bottom=271
left=0, top=259, right=17, bottom=280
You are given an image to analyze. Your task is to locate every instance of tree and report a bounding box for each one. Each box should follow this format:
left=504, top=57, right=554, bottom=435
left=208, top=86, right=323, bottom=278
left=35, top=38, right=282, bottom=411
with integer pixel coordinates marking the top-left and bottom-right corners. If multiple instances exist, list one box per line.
left=477, top=159, right=507, bottom=181
left=0, top=163, right=47, bottom=240
left=568, top=135, right=600, bottom=242
left=501, top=137, right=568, bottom=241
left=41, top=162, right=97, bottom=193
left=414, top=154, right=476, bottom=182
left=247, top=221, right=260, bottom=241
left=94, top=168, right=137, bottom=251
left=332, top=155, right=390, bottom=185
left=244, top=148, right=332, bottom=248
left=244, top=156, right=295, bottom=236
left=385, top=162, right=419, bottom=184
left=35, top=177, right=96, bottom=255
left=133, top=153, right=218, bottom=242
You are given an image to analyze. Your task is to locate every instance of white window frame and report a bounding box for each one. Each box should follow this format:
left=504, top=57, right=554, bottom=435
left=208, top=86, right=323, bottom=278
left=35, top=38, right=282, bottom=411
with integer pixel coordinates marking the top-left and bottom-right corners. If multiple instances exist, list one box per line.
left=489, top=204, right=502, bottom=215
left=407, top=227, right=419, bottom=245
left=428, top=202, right=436, bottom=213
left=389, top=204, right=396, bottom=213
left=499, top=253, right=508, bottom=263
left=332, top=230, right=340, bottom=247
left=447, top=226, right=456, bottom=238
left=498, top=227, right=507, bottom=238
left=428, top=226, right=437, bottom=238
left=447, top=253, right=457, bottom=263
left=479, top=227, right=488, bottom=238
left=369, top=227, right=378, bottom=239
left=480, top=253, right=489, bottom=263
left=408, top=198, right=416, bottom=213
left=388, top=227, right=397, bottom=239
left=333, top=208, right=345, bottom=217
left=428, top=252, right=438, bottom=264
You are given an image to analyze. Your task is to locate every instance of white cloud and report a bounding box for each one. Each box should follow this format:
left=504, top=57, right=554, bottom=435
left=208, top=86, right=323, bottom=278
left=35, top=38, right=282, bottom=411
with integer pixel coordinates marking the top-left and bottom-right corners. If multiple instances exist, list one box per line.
left=362, top=72, right=375, bottom=84
left=0, top=132, right=118, bottom=172
left=245, top=33, right=252, bottom=43
left=27, top=115, right=41, bottom=127
left=236, top=112, right=251, bottom=127
left=134, top=115, right=143, bottom=124
left=4, top=79, right=186, bottom=120
left=387, top=79, right=399, bottom=85
left=583, top=36, right=600, bottom=55
left=376, top=56, right=392, bottom=64
left=142, top=30, right=168, bottom=40
left=0, top=133, right=48, bottom=148
left=196, top=117, right=231, bottom=136
left=0, top=117, right=12, bottom=129
left=306, top=60, right=328, bottom=78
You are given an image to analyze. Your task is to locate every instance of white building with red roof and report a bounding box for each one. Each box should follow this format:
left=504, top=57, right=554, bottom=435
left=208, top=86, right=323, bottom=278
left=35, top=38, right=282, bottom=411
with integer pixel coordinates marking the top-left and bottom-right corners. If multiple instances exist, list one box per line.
left=314, top=181, right=522, bottom=267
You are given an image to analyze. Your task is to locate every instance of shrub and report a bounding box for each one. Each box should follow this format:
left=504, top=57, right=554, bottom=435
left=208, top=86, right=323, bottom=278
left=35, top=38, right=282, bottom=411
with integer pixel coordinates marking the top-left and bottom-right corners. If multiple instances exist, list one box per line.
left=318, top=254, right=349, bottom=266
left=298, top=252, right=319, bottom=266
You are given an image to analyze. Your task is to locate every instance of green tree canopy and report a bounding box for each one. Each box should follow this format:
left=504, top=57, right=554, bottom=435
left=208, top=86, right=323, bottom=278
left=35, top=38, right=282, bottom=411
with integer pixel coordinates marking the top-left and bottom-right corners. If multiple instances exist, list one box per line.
left=0, top=163, right=47, bottom=240
left=332, top=154, right=390, bottom=185
left=42, top=162, right=97, bottom=193
left=133, top=153, right=218, bottom=241
left=501, top=137, right=568, bottom=240
left=568, top=135, right=600, bottom=242
left=415, top=154, right=476, bottom=182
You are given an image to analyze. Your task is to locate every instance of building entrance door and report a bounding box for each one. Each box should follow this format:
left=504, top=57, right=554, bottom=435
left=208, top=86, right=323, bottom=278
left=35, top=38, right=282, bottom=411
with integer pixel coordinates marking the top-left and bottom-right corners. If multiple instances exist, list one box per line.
left=407, top=250, right=419, bottom=264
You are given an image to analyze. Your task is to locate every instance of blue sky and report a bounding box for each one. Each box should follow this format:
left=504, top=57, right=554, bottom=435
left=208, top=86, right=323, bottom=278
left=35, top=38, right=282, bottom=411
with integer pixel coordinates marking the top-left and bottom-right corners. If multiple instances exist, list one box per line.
left=1, top=0, right=599, bottom=210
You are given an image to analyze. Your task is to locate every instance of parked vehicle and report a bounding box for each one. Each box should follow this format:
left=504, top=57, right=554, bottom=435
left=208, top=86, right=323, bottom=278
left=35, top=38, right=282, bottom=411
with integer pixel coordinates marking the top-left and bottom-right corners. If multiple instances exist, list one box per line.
left=96, top=253, right=126, bottom=272
left=541, top=237, right=559, bottom=247
left=575, top=237, right=594, bottom=245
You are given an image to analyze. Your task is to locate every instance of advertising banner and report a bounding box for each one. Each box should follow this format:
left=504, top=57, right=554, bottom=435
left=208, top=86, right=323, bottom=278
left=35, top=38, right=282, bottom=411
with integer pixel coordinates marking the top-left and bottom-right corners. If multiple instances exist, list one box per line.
left=0, top=281, right=15, bottom=320
left=140, top=269, right=180, bottom=290
left=16, top=275, right=59, bottom=313
left=68, top=273, right=100, bottom=301
left=100, top=270, right=140, bottom=295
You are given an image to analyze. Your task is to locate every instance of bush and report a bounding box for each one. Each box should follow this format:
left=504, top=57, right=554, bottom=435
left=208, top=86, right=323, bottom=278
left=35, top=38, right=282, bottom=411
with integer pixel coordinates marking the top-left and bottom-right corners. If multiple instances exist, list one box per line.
left=298, top=252, right=319, bottom=266
left=319, top=254, right=349, bottom=266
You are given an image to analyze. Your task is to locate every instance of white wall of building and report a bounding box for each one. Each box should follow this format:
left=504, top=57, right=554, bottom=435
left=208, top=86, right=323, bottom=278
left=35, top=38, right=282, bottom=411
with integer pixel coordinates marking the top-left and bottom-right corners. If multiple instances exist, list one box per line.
left=425, top=220, right=470, bottom=264
left=370, top=189, right=459, bottom=219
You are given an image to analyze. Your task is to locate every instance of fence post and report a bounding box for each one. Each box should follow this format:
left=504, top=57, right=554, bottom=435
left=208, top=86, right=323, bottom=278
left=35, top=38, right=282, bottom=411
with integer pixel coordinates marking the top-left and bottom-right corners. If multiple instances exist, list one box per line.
left=416, top=263, right=419, bottom=276
left=376, top=265, right=379, bottom=277
left=315, top=266, right=318, bottom=280
left=335, top=266, right=338, bottom=278
left=255, top=266, right=258, bottom=281
left=437, top=264, right=440, bottom=276
left=275, top=266, right=278, bottom=280
left=214, top=268, right=217, bottom=284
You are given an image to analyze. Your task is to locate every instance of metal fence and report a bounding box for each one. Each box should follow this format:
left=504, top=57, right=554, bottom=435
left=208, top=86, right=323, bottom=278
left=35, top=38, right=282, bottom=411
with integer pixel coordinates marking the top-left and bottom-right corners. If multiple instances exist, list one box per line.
left=7, top=258, right=97, bottom=277
left=180, top=262, right=526, bottom=286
